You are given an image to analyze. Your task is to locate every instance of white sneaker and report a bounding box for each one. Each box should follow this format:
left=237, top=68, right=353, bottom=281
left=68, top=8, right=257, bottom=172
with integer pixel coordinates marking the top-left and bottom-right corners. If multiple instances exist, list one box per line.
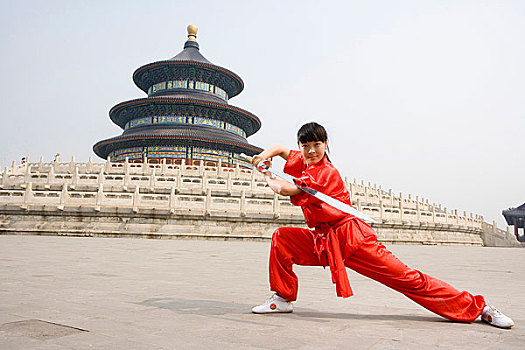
left=252, top=294, right=293, bottom=314
left=481, top=305, right=514, bottom=329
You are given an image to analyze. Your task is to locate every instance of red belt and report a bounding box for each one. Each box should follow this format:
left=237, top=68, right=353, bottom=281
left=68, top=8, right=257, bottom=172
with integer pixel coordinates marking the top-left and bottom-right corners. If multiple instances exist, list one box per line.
left=314, top=222, right=353, bottom=298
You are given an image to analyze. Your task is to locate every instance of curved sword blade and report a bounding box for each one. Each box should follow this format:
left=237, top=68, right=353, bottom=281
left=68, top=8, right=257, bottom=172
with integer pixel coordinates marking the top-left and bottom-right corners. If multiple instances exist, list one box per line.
left=239, top=154, right=377, bottom=224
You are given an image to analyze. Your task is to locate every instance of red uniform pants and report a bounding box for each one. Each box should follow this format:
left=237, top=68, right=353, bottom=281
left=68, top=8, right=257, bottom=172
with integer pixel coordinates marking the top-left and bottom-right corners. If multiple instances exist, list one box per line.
left=269, top=223, right=485, bottom=322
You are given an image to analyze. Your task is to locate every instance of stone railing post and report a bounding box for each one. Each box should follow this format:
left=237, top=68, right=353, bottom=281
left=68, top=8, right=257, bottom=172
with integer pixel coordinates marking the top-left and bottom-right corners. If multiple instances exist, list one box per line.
left=202, top=171, right=208, bottom=193
left=98, top=167, right=104, bottom=185
left=416, top=196, right=421, bottom=221
left=23, top=182, right=33, bottom=204
left=379, top=199, right=384, bottom=222
left=205, top=188, right=211, bottom=215
left=69, top=156, right=76, bottom=174
left=105, top=158, right=112, bottom=173
left=48, top=166, right=55, bottom=184
left=24, top=162, right=31, bottom=183
left=251, top=168, right=256, bottom=190
left=2, top=167, right=8, bottom=185
left=161, top=158, right=167, bottom=175
left=169, top=187, right=177, bottom=212
left=227, top=172, right=232, bottom=193
left=96, top=184, right=104, bottom=206
left=198, top=161, right=204, bottom=176
left=58, top=183, right=68, bottom=210
left=176, top=173, right=182, bottom=190
left=61, top=183, right=68, bottom=204
left=132, top=186, right=139, bottom=212
left=124, top=164, right=131, bottom=187
left=273, top=192, right=280, bottom=218
left=149, top=168, right=156, bottom=187
left=87, top=156, right=94, bottom=173
left=38, top=156, right=45, bottom=172
left=73, top=166, right=79, bottom=186
left=399, top=192, right=404, bottom=221
left=234, top=163, right=240, bottom=178
left=240, top=189, right=246, bottom=217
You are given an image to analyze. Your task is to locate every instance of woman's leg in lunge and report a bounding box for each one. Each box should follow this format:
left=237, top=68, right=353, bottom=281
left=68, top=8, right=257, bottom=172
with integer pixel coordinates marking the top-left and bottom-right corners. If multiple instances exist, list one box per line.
left=269, top=227, right=321, bottom=301
left=345, top=235, right=485, bottom=322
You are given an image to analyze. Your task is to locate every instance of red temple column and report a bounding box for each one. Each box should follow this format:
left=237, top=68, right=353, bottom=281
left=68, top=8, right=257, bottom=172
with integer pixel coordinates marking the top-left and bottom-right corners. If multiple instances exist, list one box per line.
left=514, top=218, right=518, bottom=240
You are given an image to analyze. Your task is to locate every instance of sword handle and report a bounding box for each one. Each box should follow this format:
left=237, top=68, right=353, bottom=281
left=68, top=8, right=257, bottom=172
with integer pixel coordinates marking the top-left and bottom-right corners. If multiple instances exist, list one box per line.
left=239, top=153, right=270, bottom=171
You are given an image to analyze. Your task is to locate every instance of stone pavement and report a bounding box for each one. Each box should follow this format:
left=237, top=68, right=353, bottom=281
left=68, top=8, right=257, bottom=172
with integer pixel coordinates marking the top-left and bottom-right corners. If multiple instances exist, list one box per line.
left=0, top=235, right=523, bottom=349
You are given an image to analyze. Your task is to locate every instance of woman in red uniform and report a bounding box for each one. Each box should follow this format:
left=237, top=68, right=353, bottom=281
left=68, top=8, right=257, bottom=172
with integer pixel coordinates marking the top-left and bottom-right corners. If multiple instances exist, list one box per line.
left=251, top=122, right=513, bottom=329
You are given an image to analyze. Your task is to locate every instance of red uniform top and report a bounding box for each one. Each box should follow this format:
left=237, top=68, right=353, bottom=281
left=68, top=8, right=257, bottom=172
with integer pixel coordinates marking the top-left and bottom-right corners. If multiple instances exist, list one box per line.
left=283, top=150, right=353, bottom=228
left=283, top=150, right=358, bottom=298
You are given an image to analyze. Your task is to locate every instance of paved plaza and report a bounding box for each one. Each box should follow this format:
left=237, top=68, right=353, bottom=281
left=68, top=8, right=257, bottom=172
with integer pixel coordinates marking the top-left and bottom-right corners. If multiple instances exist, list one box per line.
left=1, top=235, right=523, bottom=349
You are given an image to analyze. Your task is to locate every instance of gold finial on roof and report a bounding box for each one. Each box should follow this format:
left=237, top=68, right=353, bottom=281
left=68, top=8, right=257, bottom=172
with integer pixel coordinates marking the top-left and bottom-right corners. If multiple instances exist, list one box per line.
left=187, top=25, right=198, bottom=41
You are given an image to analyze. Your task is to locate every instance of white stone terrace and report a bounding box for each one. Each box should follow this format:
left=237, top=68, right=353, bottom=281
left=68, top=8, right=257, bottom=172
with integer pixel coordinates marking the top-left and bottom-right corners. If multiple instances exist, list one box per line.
left=0, top=157, right=495, bottom=229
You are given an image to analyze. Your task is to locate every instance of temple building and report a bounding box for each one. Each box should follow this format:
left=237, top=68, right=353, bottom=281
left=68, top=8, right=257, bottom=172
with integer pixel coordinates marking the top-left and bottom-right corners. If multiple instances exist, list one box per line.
left=502, top=203, right=525, bottom=242
left=93, top=25, right=262, bottom=167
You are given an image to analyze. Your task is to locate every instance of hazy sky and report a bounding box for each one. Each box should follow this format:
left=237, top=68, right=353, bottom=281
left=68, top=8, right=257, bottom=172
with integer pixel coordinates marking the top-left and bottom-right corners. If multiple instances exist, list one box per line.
left=1, top=0, right=523, bottom=228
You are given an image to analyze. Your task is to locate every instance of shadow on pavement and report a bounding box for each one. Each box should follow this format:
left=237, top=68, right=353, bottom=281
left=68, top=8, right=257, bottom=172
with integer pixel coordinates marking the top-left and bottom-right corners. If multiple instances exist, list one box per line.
left=138, top=297, right=252, bottom=316
left=138, top=297, right=452, bottom=325
left=292, top=311, right=448, bottom=324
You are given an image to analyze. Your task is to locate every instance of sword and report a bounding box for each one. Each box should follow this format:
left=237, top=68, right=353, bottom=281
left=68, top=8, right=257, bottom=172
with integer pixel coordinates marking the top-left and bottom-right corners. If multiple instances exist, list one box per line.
left=239, top=154, right=377, bottom=224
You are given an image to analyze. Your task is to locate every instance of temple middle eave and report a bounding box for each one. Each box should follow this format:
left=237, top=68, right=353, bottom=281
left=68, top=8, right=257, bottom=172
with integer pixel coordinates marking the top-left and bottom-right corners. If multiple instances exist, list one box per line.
left=108, top=98, right=261, bottom=137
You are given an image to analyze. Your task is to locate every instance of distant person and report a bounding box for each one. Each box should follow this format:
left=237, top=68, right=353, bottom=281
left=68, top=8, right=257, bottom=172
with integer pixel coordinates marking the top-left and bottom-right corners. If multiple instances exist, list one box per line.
left=250, top=122, right=514, bottom=329
left=54, top=153, right=61, bottom=163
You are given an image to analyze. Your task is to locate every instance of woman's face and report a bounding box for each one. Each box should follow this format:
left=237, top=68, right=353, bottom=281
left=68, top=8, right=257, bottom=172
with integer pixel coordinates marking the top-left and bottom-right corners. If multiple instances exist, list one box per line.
left=299, top=140, right=327, bottom=165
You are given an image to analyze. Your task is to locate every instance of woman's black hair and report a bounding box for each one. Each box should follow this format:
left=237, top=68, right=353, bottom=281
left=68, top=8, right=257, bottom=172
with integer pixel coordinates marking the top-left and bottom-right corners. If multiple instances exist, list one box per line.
left=297, top=122, right=331, bottom=162
left=297, top=122, right=328, bottom=144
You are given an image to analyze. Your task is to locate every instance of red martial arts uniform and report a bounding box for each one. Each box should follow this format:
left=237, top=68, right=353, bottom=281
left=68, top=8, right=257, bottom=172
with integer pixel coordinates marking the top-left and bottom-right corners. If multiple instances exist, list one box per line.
left=269, top=150, right=485, bottom=322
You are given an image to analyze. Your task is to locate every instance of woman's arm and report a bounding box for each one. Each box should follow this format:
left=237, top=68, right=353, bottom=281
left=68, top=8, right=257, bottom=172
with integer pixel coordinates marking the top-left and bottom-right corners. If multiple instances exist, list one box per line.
left=251, top=145, right=290, bottom=168
left=263, top=172, right=302, bottom=196
left=251, top=144, right=300, bottom=196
